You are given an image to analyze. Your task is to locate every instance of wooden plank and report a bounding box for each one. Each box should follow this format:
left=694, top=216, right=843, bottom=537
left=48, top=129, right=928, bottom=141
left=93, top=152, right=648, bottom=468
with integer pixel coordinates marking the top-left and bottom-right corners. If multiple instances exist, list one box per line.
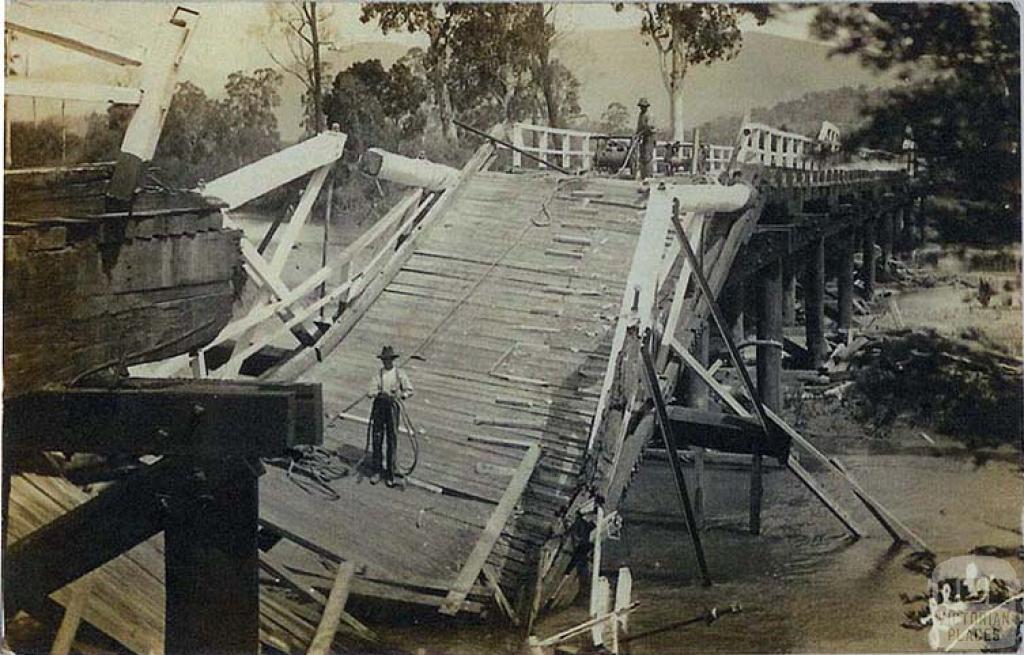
left=269, top=165, right=331, bottom=276
left=202, top=133, right=347, bottom=209
left=50, top=576, right=93, bottom=655
left=5, top=2, right=146, bottom=66
left=258, top=552, right=376, bottom=642
left=306, top=560, right=356, bottom=655
left=4, top=380, right=321, bottom=456
left=439, top=443, right=542, bottom=615
left=5, top=457, right=241, bottom=614
left=5, top=78, right=141, bottom=105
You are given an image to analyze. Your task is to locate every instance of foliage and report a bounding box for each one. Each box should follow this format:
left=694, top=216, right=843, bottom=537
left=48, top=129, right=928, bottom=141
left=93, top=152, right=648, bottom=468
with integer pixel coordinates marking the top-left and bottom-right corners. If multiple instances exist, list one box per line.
left=850, top=329, right=1022, bottom=449
left=810, top=3, right=1020, bottom=211
left=618, top=3, right=771, bottom=140
left=323, top=57, right=427, bottom=153
left=8, top=119, right=79, bottom=167
left=360, top=3, right=581, bottom=134
left=597, top=102, right=632, bottom=136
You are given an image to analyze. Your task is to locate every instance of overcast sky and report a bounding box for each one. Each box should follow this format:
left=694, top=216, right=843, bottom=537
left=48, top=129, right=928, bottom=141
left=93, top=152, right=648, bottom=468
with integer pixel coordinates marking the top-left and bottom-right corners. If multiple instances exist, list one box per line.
left=4, top=2, right=823, bottom=134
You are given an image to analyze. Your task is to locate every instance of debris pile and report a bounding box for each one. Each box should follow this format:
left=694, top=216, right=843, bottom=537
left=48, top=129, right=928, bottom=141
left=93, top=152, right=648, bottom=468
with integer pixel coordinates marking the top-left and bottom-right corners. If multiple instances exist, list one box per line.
left=846, top=329, right=1023, bottom=448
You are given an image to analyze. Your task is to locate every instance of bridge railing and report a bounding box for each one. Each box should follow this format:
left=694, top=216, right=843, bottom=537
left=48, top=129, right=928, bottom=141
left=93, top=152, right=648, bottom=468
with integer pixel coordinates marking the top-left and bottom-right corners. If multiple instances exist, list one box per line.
left=510, top=122, right=734, bottom=174
left=511, top=120, right=906, bottom=178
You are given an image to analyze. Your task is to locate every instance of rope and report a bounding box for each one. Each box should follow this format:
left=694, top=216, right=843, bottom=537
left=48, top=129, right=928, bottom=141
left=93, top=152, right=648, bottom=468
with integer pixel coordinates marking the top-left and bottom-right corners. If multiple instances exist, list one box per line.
left=269, top=445, right=350, bottom=501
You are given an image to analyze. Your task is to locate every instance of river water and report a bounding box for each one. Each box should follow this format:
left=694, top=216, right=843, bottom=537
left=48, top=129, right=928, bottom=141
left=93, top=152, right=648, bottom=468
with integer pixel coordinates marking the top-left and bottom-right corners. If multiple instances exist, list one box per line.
left=373, top=452, right=1020, bottom=654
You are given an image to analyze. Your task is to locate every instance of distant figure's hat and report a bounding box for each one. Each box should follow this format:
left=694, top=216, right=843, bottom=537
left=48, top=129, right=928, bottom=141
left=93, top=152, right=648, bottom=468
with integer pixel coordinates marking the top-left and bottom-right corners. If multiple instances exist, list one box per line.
left=637, top=97, right=650, bottom=108
left=378, top=345, right=399, bottom=361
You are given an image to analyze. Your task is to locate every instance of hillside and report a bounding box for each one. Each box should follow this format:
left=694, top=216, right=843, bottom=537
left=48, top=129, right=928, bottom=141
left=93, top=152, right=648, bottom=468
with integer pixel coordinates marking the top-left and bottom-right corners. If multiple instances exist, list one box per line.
left=553, top=29, right=898, bottom=133
left=694, top=85, right=893, bottom=144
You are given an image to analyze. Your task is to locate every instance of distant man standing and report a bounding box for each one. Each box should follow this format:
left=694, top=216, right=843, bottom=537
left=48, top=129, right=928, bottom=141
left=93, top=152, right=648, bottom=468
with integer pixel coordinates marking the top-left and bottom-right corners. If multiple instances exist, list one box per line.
left=366, top=345, right=414, bottom=487
left=635, top=97, right=656, bottom=180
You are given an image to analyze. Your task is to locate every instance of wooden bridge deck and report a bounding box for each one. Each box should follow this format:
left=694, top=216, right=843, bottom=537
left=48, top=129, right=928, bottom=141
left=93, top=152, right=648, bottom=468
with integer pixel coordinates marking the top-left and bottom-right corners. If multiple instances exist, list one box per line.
left=262, top=170, right=649, bottom=613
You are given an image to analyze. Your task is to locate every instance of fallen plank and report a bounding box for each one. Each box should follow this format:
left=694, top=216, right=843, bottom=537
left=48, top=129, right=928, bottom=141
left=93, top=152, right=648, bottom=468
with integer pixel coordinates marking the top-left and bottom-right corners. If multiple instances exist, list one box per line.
left=439, top=444, right=542, bottom=615
left=258, top=552, right=376, bottom=642
left=307, top=561, right=356, bottom=655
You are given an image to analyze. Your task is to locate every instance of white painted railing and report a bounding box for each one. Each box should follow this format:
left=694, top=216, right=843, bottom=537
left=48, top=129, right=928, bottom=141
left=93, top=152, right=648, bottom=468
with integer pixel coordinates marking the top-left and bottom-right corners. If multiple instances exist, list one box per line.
left=510, top=122, right=735, bottom=174
left=509, top=120, right=909, bottom=178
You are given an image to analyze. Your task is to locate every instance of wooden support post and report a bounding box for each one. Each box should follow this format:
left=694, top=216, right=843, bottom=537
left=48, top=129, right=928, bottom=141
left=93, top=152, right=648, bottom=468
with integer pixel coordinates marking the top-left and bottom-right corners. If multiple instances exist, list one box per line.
left=862, top=219, right=877, bottom=299
left=752, top=258, right=782, bottom=535
left=804, top=236, right=826, bottom=369
left=164, top=457, right=261, bottom=655
left=899, top=205, right=914, bottom=252
left=725, top=280, right=746, bottom=345
left=639, top=333, right=711, bottom=586
left=682, top=321, right=710, bottom=530
left=781, top=263, right=797, bottom=327
left=837, top=231, right=855, bottom=336
left=307, top=560, right=357, bottom=655
left=880, top=211, right=894, bottom=274
left=50, top=577, right=93, bottom=655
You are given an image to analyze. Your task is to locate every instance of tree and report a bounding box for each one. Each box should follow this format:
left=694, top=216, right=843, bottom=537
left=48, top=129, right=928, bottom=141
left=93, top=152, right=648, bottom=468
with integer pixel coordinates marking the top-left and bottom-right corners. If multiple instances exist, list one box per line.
left=811, top=4, right=1020, bottom=208
left=619, top=3, right=771, bottom=142
left=361, top=3, right=477, bottom=141
left=264, top=2, right=334, bottom=135
left=324, top=58, right=428, bottom=152
left=599, top=102, right=632, bottom=136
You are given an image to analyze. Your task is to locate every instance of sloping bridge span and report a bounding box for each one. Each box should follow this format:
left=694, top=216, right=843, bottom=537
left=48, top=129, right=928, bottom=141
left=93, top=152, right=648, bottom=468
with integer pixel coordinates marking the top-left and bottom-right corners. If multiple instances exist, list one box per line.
left=5, top=123, right=915, bottom=653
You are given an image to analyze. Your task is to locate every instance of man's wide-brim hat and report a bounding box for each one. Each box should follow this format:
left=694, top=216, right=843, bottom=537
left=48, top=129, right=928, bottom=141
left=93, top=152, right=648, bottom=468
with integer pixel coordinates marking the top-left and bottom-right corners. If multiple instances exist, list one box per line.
left=637, top=97, right=650, bottom=107
left=378, top=345, right=399, bottom=361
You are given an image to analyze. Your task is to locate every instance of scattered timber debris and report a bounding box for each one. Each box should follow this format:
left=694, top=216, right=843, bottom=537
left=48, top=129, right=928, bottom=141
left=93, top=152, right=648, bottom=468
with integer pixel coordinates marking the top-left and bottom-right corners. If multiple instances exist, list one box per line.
left=847, top=329, right=1023, bottom=447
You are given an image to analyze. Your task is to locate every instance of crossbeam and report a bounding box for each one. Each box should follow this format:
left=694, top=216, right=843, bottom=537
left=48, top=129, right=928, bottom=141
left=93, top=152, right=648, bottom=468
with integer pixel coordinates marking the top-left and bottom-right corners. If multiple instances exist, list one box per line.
left=666, top=406, right=789, bottom=458
left=3, top=379, right=322, bottom=457
left=3, top=456, right=252, bottom=614
left=201, top=132, right=347, bottom=210
left=5, top=2, right=146, bottom=66
left=4, top=78, right=142, bottom=105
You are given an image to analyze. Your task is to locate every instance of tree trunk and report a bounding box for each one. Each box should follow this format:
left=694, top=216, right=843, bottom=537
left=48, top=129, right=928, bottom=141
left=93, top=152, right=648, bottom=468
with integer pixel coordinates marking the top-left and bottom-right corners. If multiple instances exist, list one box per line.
left=543, top=77, right=559, bottom=128
left=669, top=32, right=687, bottom=143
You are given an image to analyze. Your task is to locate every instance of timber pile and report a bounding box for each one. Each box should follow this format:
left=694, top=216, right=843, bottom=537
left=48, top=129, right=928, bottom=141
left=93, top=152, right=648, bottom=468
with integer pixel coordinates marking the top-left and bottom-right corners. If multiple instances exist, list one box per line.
left=3, top=167, right=240, bottom=397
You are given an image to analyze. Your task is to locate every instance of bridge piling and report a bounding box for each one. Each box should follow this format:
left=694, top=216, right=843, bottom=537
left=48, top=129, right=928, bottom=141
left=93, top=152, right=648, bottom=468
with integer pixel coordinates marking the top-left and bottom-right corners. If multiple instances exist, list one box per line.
left=782, top=263, right=797, bottom=326
left=803, top=237, right=827, bottom=369
left=681, top=320, right=710, bottom=530
left=836, top=231, right=855, bottom=338
left=753, top=258, right=783, bottom=534
left=861, top=219, right=877, bottom=299
left=879, top=212, right=894, bottom=278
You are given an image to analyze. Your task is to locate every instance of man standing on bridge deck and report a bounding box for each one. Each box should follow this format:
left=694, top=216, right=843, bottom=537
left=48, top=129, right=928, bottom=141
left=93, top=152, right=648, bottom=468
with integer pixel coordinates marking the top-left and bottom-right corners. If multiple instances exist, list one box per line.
left=635, top=97, right=656, bottom=180
left=366, top=345, right=414, bottom=487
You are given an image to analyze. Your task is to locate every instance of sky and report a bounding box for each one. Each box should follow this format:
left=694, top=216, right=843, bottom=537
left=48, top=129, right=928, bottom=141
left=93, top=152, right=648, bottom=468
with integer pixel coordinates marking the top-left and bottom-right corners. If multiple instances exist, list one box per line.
left=3, top=1, right=825, bottom=136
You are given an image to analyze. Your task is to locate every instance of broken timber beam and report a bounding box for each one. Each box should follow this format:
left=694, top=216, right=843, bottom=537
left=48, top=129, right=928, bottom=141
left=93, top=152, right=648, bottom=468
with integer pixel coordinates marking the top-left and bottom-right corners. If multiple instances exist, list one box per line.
left=201, top=132, right=348, bottom=210
left=258, top=552, right=376, bottom=642
left=440, top=444, right=542, bottom=616
left=666, top=406, right=788, bottom=457
left=3, top=380, right=322, bottom=458
left=307, top=561, right=357, bottom=655
left=4, top=457, right=253, bottom=615
left=671, top=343, right=865, bottom=541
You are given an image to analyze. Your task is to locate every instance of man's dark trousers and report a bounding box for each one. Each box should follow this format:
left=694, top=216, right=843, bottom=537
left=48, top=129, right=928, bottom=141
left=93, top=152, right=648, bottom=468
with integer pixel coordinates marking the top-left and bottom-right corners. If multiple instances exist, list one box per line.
left=371, top=394, right=399, bottom=481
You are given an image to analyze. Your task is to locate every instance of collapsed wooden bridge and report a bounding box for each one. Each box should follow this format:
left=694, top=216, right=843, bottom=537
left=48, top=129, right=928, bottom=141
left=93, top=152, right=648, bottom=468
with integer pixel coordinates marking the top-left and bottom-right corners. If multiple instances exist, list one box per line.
left=3, top=6, right=930, bottom=654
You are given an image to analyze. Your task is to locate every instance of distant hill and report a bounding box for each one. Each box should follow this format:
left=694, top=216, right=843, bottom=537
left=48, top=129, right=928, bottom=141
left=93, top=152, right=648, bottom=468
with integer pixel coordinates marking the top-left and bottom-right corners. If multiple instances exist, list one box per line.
left=694, top=85, right=892, bottom=144
left=553, top=29, right=899, bottom=134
